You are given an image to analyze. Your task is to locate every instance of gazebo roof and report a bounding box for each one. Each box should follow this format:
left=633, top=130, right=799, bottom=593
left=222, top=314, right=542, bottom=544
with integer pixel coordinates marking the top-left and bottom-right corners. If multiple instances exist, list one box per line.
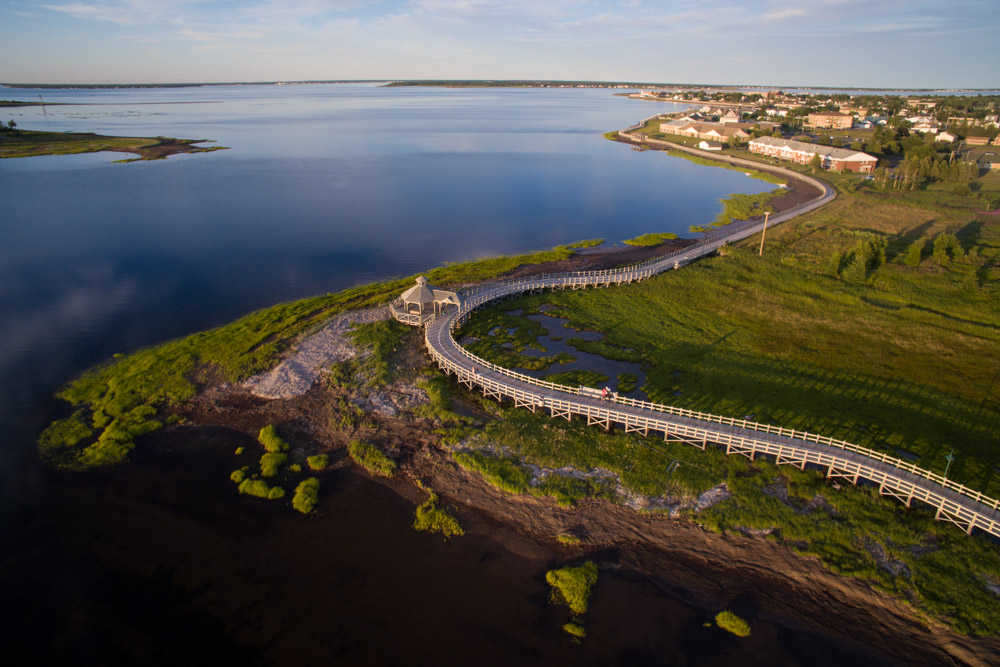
left=400, top=276, right=437, bottom=305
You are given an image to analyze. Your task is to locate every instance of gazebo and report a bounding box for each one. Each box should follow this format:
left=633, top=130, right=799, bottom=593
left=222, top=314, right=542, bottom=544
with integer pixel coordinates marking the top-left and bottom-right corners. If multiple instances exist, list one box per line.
left=390, top=276, right=461, bottom=326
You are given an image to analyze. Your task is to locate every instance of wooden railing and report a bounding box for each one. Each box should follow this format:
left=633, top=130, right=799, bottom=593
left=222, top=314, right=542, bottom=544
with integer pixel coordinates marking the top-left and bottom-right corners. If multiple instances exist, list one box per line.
left=395, top=136, right=1000, bottom=537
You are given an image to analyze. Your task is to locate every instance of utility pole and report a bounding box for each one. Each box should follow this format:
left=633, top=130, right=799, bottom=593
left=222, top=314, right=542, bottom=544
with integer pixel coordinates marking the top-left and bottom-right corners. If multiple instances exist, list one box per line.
left=758, top=211, right=770, bottom=256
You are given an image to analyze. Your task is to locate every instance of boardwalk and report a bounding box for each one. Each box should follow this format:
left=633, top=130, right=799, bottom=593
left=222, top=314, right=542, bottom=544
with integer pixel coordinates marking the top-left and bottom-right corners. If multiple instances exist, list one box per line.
left=396, top=143, right=1000, bottom=539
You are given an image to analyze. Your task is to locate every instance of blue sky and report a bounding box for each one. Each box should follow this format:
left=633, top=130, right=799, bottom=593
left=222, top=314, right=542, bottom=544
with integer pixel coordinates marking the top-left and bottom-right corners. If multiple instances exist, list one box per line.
left=1, top=0, right=998, bottom=87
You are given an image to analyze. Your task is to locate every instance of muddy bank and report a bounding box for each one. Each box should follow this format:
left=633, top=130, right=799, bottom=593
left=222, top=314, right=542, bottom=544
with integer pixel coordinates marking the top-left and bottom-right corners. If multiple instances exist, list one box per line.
left=175, top=354, right=1000, bottom=667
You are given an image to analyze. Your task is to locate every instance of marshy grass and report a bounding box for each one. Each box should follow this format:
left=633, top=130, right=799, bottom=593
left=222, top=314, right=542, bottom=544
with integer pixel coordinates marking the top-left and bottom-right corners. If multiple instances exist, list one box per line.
left=715, top=610, right=751, bottom=637
left=624, top=232, right=679, bottom=247
left=546, top=561, right=599, bottom=615
left=292, top=477, right=320, bottom=514
left=413, top=486, right=464, bottom=538
left=306, top=454, right=330, bottom=470
left=347, top=440, right=397, bottom=477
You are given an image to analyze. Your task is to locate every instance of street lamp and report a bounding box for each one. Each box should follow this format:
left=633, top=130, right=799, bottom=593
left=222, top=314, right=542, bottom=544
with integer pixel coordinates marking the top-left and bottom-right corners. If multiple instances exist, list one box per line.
left=944, top=449, right=956, bottom=479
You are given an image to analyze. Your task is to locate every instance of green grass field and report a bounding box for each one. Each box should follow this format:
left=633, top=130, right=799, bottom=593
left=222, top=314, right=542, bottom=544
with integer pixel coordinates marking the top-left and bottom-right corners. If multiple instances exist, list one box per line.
left=463, top=172, right=1000, bottom=497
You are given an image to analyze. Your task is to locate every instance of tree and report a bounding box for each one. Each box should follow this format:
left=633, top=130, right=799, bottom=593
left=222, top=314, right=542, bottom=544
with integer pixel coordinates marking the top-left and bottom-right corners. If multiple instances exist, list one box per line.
left=810, top=153, right=823, bottom=172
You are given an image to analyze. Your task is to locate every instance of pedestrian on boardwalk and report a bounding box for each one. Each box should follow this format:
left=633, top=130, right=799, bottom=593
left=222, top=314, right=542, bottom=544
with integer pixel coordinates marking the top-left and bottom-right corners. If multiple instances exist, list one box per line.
left=601, top=387, right=608, bottom=401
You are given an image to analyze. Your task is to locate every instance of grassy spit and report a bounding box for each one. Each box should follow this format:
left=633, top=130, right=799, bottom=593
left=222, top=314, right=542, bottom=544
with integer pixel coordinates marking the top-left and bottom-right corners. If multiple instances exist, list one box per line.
left=37, top=241, right=598, bottom=471
left=0, top=128, right=228, bottom=161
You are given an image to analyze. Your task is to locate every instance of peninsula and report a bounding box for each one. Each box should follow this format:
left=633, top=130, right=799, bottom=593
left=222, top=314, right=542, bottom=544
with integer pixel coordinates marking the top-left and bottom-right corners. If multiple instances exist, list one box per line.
left=0, top=126, right=228, bottom=161
left=36, top=107, right=1000, bottom=663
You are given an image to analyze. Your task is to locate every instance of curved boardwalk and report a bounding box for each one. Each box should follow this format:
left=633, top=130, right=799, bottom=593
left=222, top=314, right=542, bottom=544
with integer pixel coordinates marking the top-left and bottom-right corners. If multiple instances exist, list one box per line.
left=398, top=141, right=1000, bottom=539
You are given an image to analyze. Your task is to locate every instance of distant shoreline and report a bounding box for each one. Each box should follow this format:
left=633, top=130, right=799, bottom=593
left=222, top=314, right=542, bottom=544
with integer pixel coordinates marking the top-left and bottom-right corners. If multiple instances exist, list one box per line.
left=3, top=80, right=998, bottom=92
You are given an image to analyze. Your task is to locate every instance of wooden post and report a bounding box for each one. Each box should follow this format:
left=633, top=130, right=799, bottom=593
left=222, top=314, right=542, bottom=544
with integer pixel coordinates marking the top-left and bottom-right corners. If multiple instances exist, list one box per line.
left=758, top=211, right=770, bottom=256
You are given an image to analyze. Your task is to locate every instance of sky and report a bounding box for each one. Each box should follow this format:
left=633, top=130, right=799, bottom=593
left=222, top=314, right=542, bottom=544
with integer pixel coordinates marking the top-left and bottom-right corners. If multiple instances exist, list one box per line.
left=1, top=0, right=998, bottom=88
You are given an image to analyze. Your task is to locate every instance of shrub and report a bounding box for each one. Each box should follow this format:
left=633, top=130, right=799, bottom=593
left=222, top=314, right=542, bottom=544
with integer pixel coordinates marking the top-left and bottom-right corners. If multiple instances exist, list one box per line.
left=413, top=490, right=464, bottom=537
left=230, top=468, right=247, bottom=483
left=715, top=610, right=751, bottom=637
left=292, top=477, right=320, bottom=514
left=347, top=440, right=396, bottom=477
left=933, top=232, right=964, bottom=264
left=234, top=446, right=244, bottom=455
left=902, top=237, right=927, bottom=267
left=289, top=463, right=302, bottom=472
left=562, top=623, right=586, bottom=639
left=557, top=533, right=581, bottom=546
left=546, top=561, right=599, bottom=615
left=307, top=454, right=330, bottom=470
left=258, top=424, right=289, bottom=453
left=237, top=478, right=270, bottom=498
left=260, top=452, right=287, bottom=478
left=267, top=486, right=285, bottom=500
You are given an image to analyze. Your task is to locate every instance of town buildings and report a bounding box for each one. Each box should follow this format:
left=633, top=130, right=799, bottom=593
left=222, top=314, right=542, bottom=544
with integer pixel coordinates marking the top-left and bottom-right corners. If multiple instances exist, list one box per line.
left=806, top=112, right=854, bottom=129
left=748, top=137, right=877, bottom=173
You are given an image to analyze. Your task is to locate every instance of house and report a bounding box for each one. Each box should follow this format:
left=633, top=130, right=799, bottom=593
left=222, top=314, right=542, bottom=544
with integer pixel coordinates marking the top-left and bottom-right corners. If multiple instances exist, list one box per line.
left=935, top=131, right=958, bottom=143
left=659, top=121, right=751, bottom=142
left=720, top=109, right=742, bottom=124
left=698, top=140, right=724, bottom=151
left=965, top=136, right=990, bottom=146
left=806, top=112, right=853, bottom=129
left=748, top=136, right=877, bottom=173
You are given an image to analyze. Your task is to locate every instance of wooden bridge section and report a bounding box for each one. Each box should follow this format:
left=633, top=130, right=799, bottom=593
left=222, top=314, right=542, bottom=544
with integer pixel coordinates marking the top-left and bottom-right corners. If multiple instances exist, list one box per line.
left=397, top=144, right=1000, bottom=539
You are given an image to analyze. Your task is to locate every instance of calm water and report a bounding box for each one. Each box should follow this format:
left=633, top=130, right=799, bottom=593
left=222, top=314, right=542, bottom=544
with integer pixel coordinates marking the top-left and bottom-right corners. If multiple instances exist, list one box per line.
left=0, top=83, right=773, bottom=474
left=0, top=84, right=878, bottom=665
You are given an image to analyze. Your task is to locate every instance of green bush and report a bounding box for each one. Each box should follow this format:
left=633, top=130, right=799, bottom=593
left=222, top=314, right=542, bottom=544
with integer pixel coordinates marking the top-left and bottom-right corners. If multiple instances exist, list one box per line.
left=237, top=479, right=270, bottom=498
left=562, top=623, right=587, bottom=639
left=292, top=477, right=320, bottom=514
left=715, top=610, right=751, bottom=637
left=258, top=424, right=289, bottom=453
left=902, top=237, right=927, bottom=267
left=260, top=452, right=287, bottom=478
left=347, top=440, right=397, bottom=477
left=307, top=454, right=330, bottom=470
left=413, top=490, right=464, bottom=537
left=267, top=486, right=285, bottom=500
left=234, top=446, right=244, bottom=455
left=230, top=468, right=247, bottom=483
left=546, top=561, right=599, bottom=615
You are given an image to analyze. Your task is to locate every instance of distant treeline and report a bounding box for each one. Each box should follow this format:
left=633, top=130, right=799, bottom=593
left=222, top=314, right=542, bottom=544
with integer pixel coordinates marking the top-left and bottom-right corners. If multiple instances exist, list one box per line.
left=0, top=80, right=386, bottom=90
left=384, top=80, right=678, bottom=88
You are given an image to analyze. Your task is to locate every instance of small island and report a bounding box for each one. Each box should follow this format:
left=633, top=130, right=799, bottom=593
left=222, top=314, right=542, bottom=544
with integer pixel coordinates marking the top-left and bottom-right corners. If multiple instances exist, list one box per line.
left=0, top=124, right=228, bottom=161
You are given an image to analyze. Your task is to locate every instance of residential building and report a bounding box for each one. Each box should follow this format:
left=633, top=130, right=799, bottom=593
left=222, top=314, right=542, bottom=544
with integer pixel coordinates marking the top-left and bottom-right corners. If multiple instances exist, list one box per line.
left=806, top=112, right=853, bottom=129
left=935, top=131, right=958, bottom=143
left=659, top=121, right=751, bottom=142
left=965, top=136, right=990, bottom=146
left=748, top=136, right=877, bottom=173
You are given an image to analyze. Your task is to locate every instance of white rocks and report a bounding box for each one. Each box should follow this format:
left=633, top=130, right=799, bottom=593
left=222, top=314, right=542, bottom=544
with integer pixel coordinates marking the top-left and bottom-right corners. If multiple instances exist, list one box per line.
left=242, top=306, right=389, bottom=399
